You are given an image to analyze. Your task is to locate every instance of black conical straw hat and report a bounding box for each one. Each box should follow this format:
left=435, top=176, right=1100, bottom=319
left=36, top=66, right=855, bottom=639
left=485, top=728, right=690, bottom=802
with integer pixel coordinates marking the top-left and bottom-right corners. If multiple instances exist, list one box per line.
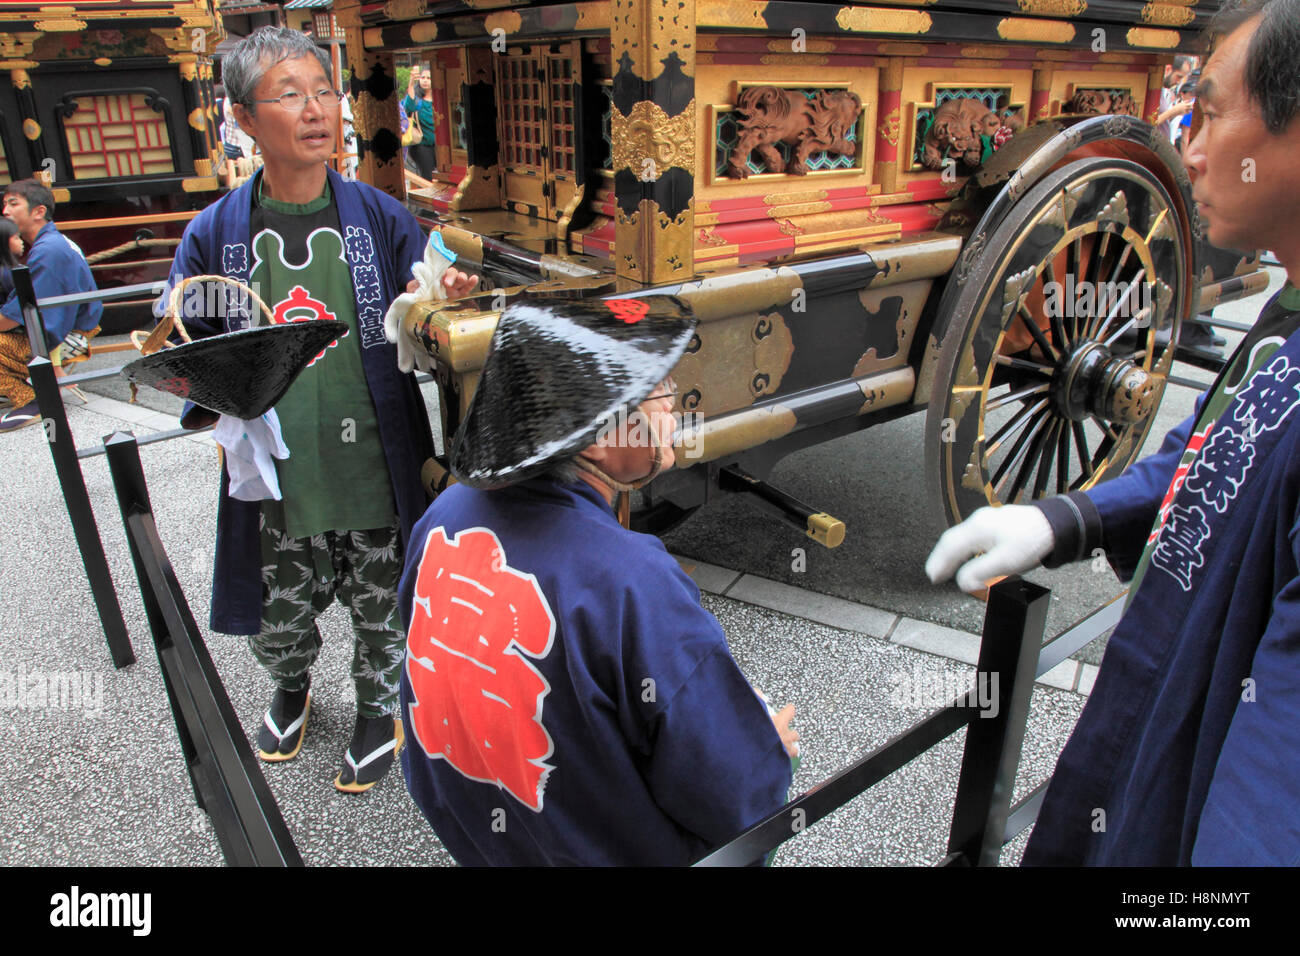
left=122, top=320, right=349, bottom=420
left=449, top=295, right=697, bottom=489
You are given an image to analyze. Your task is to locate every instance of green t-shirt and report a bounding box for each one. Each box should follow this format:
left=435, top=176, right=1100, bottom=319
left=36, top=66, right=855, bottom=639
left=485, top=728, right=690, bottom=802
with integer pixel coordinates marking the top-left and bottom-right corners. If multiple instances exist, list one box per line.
left=250, top=176, right=396, bottom=539
left=1125, top=282, right=1300, bottom=603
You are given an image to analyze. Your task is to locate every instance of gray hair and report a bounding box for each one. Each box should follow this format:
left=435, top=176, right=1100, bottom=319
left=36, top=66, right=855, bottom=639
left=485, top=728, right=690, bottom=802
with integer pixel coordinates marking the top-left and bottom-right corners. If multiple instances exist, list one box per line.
left=223, top=26, right=330, bottom=110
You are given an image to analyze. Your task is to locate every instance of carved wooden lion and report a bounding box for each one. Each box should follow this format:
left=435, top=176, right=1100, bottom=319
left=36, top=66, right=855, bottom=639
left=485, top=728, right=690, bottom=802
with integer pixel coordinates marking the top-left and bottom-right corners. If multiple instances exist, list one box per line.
left=921, top=98, right=999, bottom=170
left=726, top=86, right=863, bottom=179
left=1067, top=89, right=1140, bottom=116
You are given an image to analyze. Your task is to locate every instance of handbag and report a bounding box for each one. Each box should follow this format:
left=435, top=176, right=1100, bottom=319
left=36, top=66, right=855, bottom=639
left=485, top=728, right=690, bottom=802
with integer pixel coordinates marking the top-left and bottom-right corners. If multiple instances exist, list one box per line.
left=402, top=112, right=424, bottom=147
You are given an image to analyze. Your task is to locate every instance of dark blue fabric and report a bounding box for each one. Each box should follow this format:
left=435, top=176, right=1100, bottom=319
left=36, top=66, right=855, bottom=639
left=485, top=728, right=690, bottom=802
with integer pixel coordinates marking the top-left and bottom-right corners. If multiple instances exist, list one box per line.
left=1024, top=303, right=1300, bottom=866
left=0, top=223, right=102, bottom=346
left=159, top=167, right=433, bottom=634
left=398, top=478, right=792, bottom=866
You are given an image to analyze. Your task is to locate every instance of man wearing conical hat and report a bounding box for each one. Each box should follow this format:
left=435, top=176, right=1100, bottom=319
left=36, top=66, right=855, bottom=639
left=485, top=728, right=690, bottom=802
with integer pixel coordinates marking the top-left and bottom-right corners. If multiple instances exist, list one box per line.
left=397, top=295, right=798, bottom=865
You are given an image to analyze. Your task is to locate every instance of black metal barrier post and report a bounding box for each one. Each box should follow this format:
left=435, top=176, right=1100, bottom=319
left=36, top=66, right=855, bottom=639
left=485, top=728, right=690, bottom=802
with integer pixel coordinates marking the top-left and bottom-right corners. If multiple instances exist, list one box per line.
left=15, top=267, right=134, bottom=668
left=694, top=576, right=1049, bottom=867
left=942, top=577, right=1049, bottom=866
left=105, top=432, right=302, bottom=867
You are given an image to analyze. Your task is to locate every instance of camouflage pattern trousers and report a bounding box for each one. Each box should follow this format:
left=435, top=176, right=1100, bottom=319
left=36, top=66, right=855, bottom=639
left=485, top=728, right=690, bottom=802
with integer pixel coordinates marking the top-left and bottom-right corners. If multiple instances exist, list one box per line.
left=251, top=507, right=405, bottom=718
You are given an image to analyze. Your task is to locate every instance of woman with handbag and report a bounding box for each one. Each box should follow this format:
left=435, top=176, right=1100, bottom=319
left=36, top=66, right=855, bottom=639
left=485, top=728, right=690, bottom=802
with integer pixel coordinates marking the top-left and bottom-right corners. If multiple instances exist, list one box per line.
left=402, top=67, right=437, bottom=179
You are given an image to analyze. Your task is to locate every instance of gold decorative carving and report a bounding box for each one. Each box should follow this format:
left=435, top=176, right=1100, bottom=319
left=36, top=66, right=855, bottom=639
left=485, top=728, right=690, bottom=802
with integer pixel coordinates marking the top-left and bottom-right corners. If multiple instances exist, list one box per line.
left=615, top=0, right=698, bottom=83
left=484, top=10, right=523, bottom=34
left=1126, top=27, right=1180, bottom=48
left=767, top=38, right=835, bottom=53
left=724, top=87, right=862, bottom=179
left=878, top=106, right=901, bottom=146
left=11, top=69, right=31, bottom=90
left=835, top=7, right=933, bottom=34
left=610, top=99, right=696, bottom=177
left=33, top=19, right=86, bottom=31
left=188, top=108, right=206, bottom=131
left=672, top=311, right=795, bottom=418
left=1016, top=0, right=1085, bottom=14
left=383, top=0, right=428, bottom=20
left=697, top=0, right=767, bottom=29
left=94, top=57, right=112, bottom=67
left=698, top=226, right=728, bottom=246
left=996, top=18, right=1075, bottom=42
left=179, top=61, right=197, bottom=82
left=1140, top=3, right=1194, bottom=26
left=452, top=165, right=501, bottom=211
left=0, top=34, right=39, bottom=60
left=760, top=54, right=829, bottom=66
left=22, top=119, right=40, bottom=140
left=776, top=219, right=805, bottom=236
left=764, top=189, right=827, bottom=205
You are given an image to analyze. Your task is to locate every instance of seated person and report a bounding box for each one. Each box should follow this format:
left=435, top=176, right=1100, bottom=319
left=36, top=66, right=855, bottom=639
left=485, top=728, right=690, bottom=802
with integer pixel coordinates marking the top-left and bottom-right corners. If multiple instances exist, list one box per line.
left=0, top=179, right=102, bottom=431
left=398, top=296, right=798, bottom=865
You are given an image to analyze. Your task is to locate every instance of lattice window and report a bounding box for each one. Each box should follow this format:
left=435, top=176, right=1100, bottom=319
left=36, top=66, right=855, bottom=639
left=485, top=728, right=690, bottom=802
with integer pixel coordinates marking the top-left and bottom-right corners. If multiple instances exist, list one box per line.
left=912, top=86, right=1014, bottom=167
left=314, top=12, right=345, bottom=39
left=499, top=55, right=544, bottom=170
left=715, top=89, right=860, bottom=177
left=548, top=57, right=575, bottom=175
left=63, top=94, right=173, bottom=180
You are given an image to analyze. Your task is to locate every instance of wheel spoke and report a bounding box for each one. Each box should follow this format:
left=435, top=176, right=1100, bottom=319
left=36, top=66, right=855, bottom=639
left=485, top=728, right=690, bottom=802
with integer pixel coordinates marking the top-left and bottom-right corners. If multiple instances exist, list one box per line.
left=986, top=382, right=1049, bottom=412
left=995, top=354, right=1056, bottom=376
left=993, top=409, right=1051, bottom=496
left=1094, top=268, right=1147, bottom=343
left=1016, top=302, right=1061, bottom=361
left=985, top=397, right=1048, bottom=457
left=1031, top=419, right=1060, bottom=500
left=1043, top=257, right=1072, bottom=352
left=1071, top=420, right=1094, bottom=484
left=1056, top=420, right=1071, bottom=495
left=1008, top=415, right=1057, bottom=503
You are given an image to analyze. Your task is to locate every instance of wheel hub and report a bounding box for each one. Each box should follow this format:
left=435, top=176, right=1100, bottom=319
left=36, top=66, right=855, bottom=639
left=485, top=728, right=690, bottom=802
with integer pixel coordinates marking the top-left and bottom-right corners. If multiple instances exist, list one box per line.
left=1052, top=341, right=1155, bottom=425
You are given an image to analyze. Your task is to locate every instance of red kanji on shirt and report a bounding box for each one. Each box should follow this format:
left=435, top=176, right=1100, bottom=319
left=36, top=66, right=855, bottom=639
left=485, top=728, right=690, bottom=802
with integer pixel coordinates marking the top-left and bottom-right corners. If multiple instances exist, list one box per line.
left=405, top=527, right=557, bottom=811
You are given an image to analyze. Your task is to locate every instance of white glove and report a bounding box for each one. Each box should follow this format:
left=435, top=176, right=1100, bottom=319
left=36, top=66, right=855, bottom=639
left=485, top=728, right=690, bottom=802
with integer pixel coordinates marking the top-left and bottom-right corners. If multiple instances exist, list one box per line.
left=384, top=232, right=456, bottom=373
left=925, top=504, right=1055, bottom=594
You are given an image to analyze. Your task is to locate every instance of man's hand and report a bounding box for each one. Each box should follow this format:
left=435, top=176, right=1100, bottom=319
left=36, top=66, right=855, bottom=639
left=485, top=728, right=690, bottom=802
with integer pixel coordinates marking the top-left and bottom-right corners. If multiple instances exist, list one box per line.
left=925, top=504, right=1055, bottom=594
left=407, top=267, right=478, bottom=299
left=771, top=703, right=799, bottom=759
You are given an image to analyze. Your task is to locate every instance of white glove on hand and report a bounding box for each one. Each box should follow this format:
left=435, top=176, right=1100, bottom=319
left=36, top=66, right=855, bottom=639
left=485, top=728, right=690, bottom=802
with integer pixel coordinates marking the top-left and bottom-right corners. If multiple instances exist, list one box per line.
left=384, top=234, right=455, bottom=373
left=925, top=504, right=1055, bottom=594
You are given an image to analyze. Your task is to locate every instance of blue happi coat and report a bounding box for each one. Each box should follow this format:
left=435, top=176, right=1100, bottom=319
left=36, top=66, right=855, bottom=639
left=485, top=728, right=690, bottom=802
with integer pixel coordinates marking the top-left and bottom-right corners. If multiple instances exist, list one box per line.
left=1027, top=303, right=1300, bottom=865
left=0, top=222, right=102, bottom=346
left=398, top=478, right=793, bottom=865
left=160, top=167, right=433, bottom=634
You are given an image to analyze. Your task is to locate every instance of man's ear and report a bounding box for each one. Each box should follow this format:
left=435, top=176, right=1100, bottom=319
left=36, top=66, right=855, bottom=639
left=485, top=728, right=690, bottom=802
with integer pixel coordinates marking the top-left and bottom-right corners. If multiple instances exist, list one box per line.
left=231, top=102, right=256, bottom=137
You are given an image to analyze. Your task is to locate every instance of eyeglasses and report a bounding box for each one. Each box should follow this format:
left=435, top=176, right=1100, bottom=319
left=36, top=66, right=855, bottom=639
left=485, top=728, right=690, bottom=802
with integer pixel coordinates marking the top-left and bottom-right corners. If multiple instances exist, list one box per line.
left=250, top=88, right=343, bottom=111
left=641, top=377, right=678, bottom=405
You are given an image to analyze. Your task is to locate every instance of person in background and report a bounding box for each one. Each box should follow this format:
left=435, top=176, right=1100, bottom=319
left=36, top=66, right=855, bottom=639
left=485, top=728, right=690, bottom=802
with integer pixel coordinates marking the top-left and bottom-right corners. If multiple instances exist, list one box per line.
left=402, top=66, right=437, bottom=180
left=1155, top=54, right=1194, bottom=144
left=0, top=179, right=101, bottom=432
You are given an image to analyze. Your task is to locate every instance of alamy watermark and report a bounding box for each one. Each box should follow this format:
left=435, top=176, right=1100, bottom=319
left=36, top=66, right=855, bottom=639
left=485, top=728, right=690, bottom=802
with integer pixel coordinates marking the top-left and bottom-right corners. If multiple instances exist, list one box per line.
left=886, top=663, right=1000, bottom=718
left=1042, top=275, right=1156, bottom=326
left=0, top=667, right=104, bottom=718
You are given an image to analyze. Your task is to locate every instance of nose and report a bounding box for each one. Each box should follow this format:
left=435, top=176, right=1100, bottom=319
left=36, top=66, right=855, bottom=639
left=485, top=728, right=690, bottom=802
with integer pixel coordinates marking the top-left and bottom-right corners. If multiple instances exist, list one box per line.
left=1184, top=120, right=1207, bottom=182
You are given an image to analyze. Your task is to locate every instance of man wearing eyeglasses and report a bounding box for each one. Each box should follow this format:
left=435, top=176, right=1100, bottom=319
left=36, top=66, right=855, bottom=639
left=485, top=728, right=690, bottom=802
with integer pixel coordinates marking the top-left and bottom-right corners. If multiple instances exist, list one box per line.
left=160, top=26, right=477, bottom=794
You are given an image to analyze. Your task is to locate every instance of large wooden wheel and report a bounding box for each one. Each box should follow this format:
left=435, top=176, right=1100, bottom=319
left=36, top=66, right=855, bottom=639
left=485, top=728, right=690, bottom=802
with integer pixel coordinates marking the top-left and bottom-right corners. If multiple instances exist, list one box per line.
left=925, top=157, right=1189, bottom=528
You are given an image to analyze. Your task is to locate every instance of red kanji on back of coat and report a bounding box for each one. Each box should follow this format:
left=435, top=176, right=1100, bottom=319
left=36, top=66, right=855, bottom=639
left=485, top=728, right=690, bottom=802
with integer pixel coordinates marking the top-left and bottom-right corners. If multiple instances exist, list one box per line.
left=405, top=527, right=557, bottom=811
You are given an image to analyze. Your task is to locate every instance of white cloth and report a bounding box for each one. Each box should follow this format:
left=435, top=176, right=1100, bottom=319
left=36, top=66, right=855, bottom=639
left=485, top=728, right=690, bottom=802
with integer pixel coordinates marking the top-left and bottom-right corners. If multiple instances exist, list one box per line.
left=925, top=504, right=1055, bottom=594
left=214, top=410, right=289, bottom=502
left=383, top=232, right=456, bottom=373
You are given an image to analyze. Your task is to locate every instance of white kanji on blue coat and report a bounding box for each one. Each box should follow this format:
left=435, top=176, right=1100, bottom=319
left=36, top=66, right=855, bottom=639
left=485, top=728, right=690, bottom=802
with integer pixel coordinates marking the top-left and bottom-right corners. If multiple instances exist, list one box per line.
left=1152, top=503, right=1210, bottom=592
left=354, top=263, right=382, bottom=307
left=222, top=242, right=248, bottom=276
left=345, top=226, right=376, bottom=265
left=359, top=306, right=386, bottom=348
